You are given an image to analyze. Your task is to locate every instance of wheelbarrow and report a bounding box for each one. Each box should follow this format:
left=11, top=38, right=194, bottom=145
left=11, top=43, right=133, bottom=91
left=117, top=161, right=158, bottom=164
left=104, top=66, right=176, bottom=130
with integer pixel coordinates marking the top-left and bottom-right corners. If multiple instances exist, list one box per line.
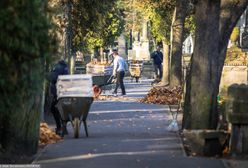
left=92, top=75, right=116, bottom=98
left=57, top=97, right=93, bottom=138
left=129, top=61, right=143, bottom=83
left=86, top=63, right=114, bottom=95
left=56, top=74, right=94, bottom=138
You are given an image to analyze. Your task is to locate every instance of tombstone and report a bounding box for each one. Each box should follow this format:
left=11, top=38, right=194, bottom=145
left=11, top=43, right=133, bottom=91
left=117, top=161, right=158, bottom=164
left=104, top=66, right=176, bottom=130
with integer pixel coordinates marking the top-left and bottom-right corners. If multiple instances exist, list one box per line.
left=141, top=20, right=148, bottom=41
left=219, top=66, right=248, bottom=96
left=227, top=84, right=248, bottom=155
left=127, top=21, right=150, bottom=61
left=140, top=20, right=150, bottom=60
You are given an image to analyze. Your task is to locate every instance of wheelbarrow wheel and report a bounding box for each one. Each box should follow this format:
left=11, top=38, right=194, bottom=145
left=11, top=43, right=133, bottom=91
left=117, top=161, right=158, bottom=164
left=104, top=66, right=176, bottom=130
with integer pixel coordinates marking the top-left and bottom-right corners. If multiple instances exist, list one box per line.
left=93, top=85, right=102, bottom=98
left=73, top=118, right=80, bottom=138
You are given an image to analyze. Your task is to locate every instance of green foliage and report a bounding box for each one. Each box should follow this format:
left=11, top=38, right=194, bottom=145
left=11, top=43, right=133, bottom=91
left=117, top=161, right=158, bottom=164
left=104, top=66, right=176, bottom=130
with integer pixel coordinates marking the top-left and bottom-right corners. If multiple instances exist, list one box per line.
left=121, top=0, right=144, bottom=33
left=0, top=1, right=54, bottom=60
left=184, top=14, right=196, bottom=39
left=69, top=0, right=124, bottom=52
left=83, top=4, right=125, bottom=50
left=122, top=0, right=175, bottom=44
left=148, top=0, right=175, bottom=43
left=0, top=0, right=56, bottom=158
left=230, top=27, right=240, bottom=43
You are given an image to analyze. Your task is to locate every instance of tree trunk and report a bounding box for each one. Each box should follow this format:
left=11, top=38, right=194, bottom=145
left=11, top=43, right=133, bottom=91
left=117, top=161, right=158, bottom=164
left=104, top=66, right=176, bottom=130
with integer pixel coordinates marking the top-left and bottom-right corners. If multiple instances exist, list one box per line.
left=183, top=0, right=248, bottom=129
left=170, top=0, right=187, bottom=87
left=183, top=0, right=220, bottom=129
left=161, top=41, right=170, bottom=85
left=182, top=52, right=193, bottom=129
left=64, top=0, right=74, bottom=74
left=0, top=0, right=52, bottom=162
left=0, top=62, right=42, bottom=163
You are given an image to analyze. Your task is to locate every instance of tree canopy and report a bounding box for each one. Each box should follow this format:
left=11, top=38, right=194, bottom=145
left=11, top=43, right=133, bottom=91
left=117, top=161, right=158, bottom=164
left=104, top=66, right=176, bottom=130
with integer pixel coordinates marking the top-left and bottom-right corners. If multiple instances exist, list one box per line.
left=122, top=0, right=175, bottom=44
left=67, top=0, right=124, bottom=52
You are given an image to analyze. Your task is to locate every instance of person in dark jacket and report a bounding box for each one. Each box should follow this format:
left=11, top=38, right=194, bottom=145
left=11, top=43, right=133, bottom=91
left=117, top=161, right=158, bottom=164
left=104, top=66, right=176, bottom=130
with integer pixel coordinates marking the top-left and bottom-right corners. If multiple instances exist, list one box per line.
left=151, top=46, right=163, bottom=80
left=50, top=60, right=68, bottom=135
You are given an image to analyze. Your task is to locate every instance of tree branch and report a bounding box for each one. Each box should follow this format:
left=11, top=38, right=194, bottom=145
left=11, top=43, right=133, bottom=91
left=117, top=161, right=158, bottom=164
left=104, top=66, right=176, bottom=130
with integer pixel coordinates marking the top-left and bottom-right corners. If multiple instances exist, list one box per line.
left=219, top=0, right=248, bottom=48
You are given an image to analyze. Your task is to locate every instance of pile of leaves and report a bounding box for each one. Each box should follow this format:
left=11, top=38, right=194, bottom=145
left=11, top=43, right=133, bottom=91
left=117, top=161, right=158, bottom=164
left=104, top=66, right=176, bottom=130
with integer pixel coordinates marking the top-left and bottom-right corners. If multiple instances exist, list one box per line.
left=140, top=86, right=182, bottom=105
left=39, top=123, right=62, bottom=146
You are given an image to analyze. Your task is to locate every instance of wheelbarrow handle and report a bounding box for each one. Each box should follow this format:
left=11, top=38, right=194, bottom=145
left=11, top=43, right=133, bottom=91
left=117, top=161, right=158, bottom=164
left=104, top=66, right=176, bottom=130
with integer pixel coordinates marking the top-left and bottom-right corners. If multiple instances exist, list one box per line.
left=97, top=75, right=115, bottom=87
left=107, top=75, right=115, bottom=83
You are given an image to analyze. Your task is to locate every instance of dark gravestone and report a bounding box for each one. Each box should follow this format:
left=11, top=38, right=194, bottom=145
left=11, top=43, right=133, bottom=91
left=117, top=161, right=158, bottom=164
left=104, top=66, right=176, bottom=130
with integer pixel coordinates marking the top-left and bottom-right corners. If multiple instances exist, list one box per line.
left=227, top=84, right=248, bottom=154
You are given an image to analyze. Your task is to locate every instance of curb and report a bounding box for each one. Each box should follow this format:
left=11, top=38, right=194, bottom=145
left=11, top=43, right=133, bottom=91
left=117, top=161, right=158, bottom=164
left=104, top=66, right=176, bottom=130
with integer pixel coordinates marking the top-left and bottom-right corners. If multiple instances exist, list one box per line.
left=176, top=131, right=187, bottom=157
left=32, top=144, right=50, bottom=164
left=222, top=159, right=231, bottom=168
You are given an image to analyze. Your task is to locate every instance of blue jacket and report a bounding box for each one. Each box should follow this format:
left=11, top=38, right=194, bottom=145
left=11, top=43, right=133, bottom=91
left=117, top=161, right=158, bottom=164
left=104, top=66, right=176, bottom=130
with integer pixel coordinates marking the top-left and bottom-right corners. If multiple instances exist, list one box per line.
left=151, top=51, right=163, bottom=65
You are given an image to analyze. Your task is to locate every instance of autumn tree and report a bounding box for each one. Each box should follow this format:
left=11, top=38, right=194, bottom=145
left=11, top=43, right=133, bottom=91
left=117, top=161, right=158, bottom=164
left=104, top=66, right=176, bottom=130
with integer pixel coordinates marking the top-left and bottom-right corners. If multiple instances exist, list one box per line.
left=183, top=0, right=248, bottom=129
left=123, top=0, right=175, bottom=85
left=81, top=2, right=125, bottom=54
left=122, top=0, right=145, bottom=48
left=46, top=0, right=125, bottom=73
left=64, top=0, right=124, bottom=63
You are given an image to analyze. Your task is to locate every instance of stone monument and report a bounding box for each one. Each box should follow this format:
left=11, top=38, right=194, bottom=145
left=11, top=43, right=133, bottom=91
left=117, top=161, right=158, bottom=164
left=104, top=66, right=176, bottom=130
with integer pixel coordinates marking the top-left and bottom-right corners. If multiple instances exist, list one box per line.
left=118, top=34, right=127, bottom=60
left=128, top=20, right=150, bottom=61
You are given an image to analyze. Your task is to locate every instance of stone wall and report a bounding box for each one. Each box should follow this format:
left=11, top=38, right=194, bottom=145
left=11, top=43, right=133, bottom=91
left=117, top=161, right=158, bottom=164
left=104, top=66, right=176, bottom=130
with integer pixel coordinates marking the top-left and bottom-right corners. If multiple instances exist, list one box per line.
left=220, top=66, right=248, bottom=95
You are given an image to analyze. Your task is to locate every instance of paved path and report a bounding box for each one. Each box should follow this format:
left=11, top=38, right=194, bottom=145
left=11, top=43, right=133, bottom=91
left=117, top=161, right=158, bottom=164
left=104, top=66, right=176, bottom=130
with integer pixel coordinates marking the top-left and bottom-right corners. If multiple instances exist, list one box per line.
left=35, top=79, right=226, bottom=168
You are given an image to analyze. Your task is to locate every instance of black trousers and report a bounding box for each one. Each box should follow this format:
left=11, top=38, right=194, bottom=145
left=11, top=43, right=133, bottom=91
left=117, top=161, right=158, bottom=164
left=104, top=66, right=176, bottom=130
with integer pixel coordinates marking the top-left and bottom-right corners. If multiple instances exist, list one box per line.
left=154, top=64, right=162, bottom=79
left=51, top=96, right=61, bottom=129
left=113, top=71, right=126, bottom=95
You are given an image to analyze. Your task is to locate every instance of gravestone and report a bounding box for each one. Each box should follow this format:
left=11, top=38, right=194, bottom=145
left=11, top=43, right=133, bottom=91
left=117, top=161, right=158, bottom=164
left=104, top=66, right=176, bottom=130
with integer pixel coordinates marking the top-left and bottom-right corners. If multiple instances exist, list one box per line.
left=227, top=84, right=248, bottom=154
left=219, top=66, right=248, bottom=96
left=127, top=21, right=150, bottom=61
